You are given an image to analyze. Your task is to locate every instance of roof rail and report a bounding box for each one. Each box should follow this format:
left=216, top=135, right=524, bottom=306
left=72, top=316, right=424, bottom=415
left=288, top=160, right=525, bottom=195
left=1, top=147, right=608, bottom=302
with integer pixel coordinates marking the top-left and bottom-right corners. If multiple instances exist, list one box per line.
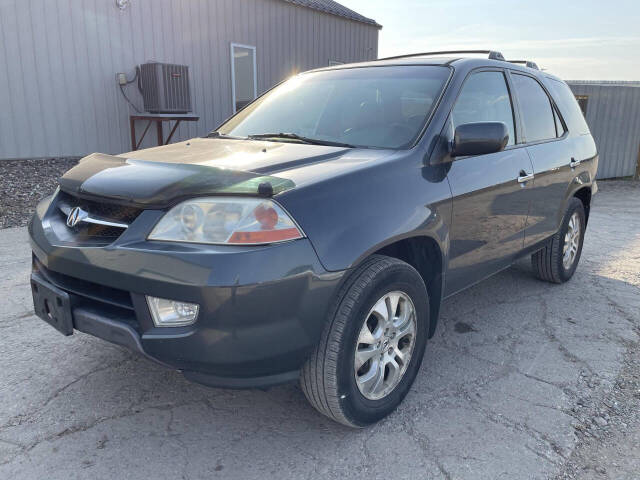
left=508, top=60, right=539, bottom=70
left=379, top=50, right=506, bottom=61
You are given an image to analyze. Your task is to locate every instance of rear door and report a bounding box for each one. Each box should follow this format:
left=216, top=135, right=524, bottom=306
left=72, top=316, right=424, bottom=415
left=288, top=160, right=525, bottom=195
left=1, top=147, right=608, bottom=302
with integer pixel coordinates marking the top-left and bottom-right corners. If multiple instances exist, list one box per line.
left=445, top=69, right=535, bottom=296
left=509, top=72, right=575, bottom=247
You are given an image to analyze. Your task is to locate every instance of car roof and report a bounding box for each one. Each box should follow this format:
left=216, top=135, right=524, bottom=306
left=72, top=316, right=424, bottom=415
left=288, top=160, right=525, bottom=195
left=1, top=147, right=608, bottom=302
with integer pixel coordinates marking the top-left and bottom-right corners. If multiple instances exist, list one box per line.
left=309, top=56, right=558, bottom=82
left=309, top=56, right=456, bottom=71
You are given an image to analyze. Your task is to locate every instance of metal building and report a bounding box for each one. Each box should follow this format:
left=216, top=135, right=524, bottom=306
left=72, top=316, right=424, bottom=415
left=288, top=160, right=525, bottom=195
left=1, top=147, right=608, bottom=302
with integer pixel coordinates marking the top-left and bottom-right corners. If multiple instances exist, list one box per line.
left=0, top=0, right=380, bottom=160
left=567, top=81, right=640, bottom=179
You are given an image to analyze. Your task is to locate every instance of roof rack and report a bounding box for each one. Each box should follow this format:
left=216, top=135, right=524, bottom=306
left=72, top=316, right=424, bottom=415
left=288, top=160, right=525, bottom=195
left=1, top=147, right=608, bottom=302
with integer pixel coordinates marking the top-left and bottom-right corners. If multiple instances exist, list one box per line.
left=508, top=60, right=539, bottom=70
left=379, top=50, right=506, bottom=61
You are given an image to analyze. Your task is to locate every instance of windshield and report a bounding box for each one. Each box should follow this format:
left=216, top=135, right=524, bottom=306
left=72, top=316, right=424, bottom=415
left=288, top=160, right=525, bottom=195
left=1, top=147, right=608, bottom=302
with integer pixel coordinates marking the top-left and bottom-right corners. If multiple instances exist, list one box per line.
left=217, top=66, right=451, bottom=149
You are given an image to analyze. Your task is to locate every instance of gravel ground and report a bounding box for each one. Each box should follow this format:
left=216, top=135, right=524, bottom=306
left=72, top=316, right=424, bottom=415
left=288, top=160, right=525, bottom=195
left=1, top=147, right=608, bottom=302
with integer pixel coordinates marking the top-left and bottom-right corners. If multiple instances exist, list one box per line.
left=558, top=332, right=640, bottom=479
left=0, top=176, right=639, bottom=479
left=0, top=158, right=79, bottom=229
left=556, top=181, right=640, bottom=479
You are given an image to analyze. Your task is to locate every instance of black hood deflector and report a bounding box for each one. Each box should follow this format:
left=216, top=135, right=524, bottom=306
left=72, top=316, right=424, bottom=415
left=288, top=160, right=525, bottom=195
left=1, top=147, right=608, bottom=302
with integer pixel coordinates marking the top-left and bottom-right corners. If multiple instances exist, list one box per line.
left=58, top=153, right=295, bottom=208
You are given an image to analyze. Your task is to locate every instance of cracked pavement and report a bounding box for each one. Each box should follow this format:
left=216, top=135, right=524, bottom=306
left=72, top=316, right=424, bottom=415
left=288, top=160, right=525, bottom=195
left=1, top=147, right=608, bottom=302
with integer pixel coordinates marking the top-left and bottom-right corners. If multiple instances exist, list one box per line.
left=1, top=181, right=639, bottom=479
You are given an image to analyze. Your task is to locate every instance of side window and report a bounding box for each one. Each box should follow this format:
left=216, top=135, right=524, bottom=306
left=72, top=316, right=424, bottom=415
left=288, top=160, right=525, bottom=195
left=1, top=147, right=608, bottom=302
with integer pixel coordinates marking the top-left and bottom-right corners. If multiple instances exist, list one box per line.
left=511, top=74, right=556, bottom=142
left=452, top=71, right=516, bottom=146
left=546, top=79, right=590, bottom=135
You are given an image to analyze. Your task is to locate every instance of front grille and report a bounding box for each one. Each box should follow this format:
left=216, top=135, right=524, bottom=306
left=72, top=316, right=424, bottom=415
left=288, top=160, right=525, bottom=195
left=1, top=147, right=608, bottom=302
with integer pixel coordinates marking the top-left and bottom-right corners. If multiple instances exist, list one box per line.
left=57, top=190, right=141, bottom=223
left=52, top=190, right=143, bottom=244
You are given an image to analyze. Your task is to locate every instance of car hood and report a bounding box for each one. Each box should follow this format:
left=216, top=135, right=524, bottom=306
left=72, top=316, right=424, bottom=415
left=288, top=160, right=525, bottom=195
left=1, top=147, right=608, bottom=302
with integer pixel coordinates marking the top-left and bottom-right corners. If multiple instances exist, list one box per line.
left=58, top=137, right=394, bottom=208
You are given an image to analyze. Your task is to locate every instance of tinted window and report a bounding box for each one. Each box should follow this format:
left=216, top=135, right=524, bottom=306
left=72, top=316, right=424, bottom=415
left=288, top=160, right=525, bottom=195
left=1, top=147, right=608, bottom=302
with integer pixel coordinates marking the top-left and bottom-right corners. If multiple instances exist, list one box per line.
left=451, top=71, right=515, bottom=146
left=546, top=80, right=590, bottom=135
left=512, top=74, right=556, bottom=142
left=218, top=66, right=451, bottom=149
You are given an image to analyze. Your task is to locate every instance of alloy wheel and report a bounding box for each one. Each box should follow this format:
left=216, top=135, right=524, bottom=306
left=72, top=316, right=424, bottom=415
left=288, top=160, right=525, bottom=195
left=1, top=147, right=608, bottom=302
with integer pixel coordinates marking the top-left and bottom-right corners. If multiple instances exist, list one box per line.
left=563, top=212, right=581, bottom=269
left=354, top=291, right=417, bottom=400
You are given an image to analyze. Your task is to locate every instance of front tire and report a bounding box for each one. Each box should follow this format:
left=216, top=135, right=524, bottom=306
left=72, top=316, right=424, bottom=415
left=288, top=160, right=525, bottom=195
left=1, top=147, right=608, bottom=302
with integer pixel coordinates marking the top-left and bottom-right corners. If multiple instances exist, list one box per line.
left=531, top=197, right=586, bottom=283
left=300, top=255, right=429, bottom=427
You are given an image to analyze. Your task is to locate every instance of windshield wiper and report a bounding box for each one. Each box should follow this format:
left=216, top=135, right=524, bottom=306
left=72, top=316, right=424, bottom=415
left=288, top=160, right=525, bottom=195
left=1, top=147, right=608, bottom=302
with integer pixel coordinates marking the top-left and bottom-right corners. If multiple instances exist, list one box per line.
left=248, top=132, right=356, bottom=148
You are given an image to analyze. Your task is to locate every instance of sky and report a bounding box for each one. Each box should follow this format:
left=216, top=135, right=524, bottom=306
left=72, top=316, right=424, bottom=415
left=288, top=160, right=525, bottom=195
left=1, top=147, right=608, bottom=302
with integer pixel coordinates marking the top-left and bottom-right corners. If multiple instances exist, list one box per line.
left=339, top=0, right=640, bottom=80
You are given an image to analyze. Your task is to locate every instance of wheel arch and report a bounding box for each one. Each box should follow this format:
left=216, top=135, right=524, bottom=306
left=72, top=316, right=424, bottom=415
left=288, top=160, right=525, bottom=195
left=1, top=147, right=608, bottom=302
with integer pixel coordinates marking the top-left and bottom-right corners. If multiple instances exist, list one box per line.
left=573, top=185, right=592, bottom=225
left=558, top=170, right=594, bottom=231
left=371, top=235, right=445, bottom=338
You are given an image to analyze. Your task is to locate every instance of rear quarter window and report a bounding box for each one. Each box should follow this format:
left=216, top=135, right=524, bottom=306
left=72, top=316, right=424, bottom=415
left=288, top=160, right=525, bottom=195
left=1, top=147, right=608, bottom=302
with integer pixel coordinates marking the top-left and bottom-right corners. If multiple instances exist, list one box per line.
left=545, top=79, right=591, bottom=135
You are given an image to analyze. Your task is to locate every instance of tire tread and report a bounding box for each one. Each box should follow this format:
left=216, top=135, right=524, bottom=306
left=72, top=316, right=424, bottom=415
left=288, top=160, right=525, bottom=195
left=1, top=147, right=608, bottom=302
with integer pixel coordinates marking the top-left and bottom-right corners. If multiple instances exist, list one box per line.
left=300, top=255, right=409, bottom=427
left=531, top=197, right=584, bottom=284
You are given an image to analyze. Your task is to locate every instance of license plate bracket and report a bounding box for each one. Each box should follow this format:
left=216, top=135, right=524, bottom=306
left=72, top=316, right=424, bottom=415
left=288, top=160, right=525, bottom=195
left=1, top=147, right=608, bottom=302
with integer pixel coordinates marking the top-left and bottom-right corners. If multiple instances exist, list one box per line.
left=31, top=273, right=74, bottom=336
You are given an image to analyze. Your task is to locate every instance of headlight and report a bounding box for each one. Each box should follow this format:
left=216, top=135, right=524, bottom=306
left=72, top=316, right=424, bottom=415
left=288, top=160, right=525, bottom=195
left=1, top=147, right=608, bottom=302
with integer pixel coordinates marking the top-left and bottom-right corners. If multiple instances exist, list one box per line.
left=148, top=197, right=304, bottom=245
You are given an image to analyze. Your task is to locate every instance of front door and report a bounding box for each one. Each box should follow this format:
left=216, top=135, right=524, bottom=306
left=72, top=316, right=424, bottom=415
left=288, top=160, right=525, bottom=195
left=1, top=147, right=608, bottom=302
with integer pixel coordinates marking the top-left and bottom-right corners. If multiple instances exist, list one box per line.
left=444, top=70, right=534, bottom=296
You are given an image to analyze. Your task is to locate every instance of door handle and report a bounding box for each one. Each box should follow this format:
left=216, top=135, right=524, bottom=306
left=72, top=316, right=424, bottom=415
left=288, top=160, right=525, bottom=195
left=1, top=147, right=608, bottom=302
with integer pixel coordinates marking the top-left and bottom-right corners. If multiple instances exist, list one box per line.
left=569, top=158, right=581, bottom=168
left=517, top=172, right=534, bottom=184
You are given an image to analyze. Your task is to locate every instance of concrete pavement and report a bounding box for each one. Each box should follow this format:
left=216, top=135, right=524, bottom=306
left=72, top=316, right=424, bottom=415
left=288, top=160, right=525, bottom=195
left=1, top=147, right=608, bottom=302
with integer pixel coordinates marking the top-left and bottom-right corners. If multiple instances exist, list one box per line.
left=1, top=181, right=639, bottom=479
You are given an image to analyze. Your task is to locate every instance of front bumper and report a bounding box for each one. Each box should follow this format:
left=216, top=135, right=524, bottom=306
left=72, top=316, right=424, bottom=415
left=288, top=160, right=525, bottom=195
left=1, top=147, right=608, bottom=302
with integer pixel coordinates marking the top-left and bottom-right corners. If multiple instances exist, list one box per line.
left=29, top=197, right=344, bottom=388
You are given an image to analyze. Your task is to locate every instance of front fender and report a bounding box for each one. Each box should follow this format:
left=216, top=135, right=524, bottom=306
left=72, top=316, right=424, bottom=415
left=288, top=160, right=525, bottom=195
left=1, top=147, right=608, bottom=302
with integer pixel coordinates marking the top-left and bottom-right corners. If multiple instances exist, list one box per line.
left=277, top=155, right=452, bottom=273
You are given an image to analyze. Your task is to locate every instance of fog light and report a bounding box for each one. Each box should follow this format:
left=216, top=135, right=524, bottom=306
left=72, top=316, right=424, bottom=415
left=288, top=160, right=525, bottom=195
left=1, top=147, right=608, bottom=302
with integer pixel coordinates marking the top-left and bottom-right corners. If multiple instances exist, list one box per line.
left=146, top=296, right=199, bottom=327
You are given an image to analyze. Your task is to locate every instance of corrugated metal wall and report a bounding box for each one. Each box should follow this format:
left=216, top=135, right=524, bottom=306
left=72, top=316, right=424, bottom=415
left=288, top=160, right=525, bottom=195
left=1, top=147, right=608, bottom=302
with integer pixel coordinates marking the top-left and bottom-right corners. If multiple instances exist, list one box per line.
left=0, top=0, right=378, bottom=160
left=568, top=81, right=640, bottom=179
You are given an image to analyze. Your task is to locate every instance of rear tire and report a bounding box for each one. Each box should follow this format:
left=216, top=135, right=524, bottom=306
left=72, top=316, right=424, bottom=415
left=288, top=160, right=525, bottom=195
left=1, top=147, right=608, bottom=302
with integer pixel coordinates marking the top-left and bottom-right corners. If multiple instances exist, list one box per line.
left=531, top=197, right=586, bottom=283
left=300, top=255, right=429, bottom=427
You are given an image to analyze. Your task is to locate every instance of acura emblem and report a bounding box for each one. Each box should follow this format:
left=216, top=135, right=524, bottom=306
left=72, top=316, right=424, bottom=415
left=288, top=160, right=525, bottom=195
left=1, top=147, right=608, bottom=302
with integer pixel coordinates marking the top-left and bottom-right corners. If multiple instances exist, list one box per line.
left=66, top=207, right=88, bottom=228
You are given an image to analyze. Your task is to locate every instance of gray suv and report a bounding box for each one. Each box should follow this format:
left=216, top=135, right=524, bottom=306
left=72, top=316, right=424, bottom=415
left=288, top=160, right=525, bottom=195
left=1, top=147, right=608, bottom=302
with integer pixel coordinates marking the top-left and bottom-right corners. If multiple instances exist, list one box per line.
left=29, top=50, right=597, bottom=427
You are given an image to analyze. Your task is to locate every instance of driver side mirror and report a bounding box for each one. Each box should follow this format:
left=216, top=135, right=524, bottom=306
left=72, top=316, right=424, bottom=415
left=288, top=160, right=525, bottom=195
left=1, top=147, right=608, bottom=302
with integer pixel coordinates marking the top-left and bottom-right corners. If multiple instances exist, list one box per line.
left=451, top=122, right=509, bottom=157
